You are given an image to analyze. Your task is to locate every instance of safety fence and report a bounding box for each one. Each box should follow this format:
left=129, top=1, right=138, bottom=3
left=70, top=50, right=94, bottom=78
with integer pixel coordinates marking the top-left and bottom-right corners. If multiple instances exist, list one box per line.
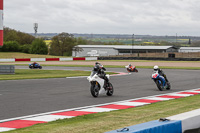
left=0, top=57, right=98, bottom=62
left=0, top=65, right=15, bottom=74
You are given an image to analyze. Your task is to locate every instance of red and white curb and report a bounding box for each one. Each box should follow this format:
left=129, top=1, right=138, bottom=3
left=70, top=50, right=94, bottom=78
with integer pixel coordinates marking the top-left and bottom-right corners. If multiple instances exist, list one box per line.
left=0, top=88, right=200, bottom=132
left=0, top=57, right=98, bottom=62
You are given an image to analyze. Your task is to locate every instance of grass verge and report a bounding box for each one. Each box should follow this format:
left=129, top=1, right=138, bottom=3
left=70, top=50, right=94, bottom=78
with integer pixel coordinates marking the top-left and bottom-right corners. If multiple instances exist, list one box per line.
left=0, top=52, right=66, bottom=58
left=6, top=94, right=200, bottom=133
left=0, top=69, right=115, bottom=80
left=22, top=64, right=200, bottom=70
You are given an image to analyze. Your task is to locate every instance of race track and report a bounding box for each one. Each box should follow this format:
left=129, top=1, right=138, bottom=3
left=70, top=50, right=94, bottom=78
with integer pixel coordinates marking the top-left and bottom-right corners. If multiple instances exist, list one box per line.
left=0, top=66, right=200, bottom=120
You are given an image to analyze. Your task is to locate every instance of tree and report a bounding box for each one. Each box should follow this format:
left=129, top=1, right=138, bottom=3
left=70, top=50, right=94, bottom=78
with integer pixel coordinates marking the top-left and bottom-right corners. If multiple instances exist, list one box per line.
left=30, top=38, right=48, bottom=54
left=1, top=41, right=20, bottom=52
left=49, top=32, right=78, bottom=56
left=4, top=27, right=35, bottom=45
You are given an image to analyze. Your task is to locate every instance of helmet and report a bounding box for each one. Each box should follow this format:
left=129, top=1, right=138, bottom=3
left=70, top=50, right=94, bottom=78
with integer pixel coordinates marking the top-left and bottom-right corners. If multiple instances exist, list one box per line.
left=95, top=62, right=99, bottom=65
left=94, top=65, right=99, bottom=71
left=154, top=65, right=159, bottom=71
left=129, top=63, right=131, bottom=66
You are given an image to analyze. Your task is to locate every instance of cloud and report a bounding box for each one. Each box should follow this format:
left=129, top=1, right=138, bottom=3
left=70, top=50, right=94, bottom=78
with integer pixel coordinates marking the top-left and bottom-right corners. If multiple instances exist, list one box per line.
left=3, top=0, right=200, bottom=36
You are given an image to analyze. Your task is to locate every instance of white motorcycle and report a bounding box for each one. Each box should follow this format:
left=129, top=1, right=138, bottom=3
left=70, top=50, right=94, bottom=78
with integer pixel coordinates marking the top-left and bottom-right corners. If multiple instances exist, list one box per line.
left=87, top=71, right=114, bottom=97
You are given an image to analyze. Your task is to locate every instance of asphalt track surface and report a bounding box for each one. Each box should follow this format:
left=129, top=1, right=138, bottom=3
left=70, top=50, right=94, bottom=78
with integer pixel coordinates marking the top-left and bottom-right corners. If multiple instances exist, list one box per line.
left=0, top=66, right=200, bottom=120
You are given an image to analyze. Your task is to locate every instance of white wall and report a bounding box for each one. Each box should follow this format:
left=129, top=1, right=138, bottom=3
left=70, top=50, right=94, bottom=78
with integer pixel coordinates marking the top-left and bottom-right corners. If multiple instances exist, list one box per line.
left=73, top=47, right=118, bottom=57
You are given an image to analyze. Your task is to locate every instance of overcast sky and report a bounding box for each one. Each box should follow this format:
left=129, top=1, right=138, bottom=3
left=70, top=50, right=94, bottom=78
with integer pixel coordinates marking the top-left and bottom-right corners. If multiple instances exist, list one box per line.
left=3, top=0, right=200, bottom=36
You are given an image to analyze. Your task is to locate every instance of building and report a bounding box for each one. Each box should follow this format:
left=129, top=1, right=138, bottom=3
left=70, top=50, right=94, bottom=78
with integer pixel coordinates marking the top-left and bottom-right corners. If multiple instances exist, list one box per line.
left=179, top=47, right=200, bottom=52
left=72, top=45, right=178, bottom=57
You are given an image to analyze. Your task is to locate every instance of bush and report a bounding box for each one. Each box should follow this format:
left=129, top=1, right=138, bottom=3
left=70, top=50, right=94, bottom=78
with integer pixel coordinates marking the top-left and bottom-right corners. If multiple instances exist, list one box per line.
left=20, top=44, right=31, bottom=53
left=30, top=38, right=48, bottom=55
left=1, top=41, right=20, bottom=52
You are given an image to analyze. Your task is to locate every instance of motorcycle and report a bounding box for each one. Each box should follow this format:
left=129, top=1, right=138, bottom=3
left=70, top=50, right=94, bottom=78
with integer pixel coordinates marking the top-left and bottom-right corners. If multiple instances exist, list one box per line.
left=87, top=71, right=114, bottom=97
left=152, top=71, right=170, bottom=91
left=29, top=63, right=42, bottom=69
left=125, top=65, right=138, bottom=72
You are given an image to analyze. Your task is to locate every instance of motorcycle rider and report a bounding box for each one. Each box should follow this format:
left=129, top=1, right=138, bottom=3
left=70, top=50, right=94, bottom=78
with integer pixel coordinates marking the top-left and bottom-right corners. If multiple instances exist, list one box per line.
left=93, top=62, right=109, bottom=88
left=128, top=64, right=133, bottom=69
left=153, top=65, right=169, bottom=82
left=32, top=62, right=37, bottom=67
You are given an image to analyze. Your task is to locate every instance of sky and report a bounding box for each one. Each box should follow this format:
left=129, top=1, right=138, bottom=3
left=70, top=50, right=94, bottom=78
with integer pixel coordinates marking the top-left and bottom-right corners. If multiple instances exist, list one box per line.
left=3, top=0, right=200, bottom=36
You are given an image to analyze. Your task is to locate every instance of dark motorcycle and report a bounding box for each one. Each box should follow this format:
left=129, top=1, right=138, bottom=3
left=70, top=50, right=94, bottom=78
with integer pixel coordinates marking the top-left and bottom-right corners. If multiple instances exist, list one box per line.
left=29, top=63, right=42, bottom=69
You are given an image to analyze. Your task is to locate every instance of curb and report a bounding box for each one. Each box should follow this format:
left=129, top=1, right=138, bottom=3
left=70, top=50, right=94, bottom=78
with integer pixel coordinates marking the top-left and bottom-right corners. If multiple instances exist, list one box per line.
left=0, top=88, right=200, bottom=132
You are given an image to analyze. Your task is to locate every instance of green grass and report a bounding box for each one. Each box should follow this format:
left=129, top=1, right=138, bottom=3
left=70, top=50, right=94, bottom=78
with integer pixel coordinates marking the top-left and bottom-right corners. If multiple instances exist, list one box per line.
left=0, top=69, right=115, bottom=80
left=0, top=52, right=67, bottom=58
left=20, top=64, right=200, bottom=70
left=6, top=94, right=200, bottom=133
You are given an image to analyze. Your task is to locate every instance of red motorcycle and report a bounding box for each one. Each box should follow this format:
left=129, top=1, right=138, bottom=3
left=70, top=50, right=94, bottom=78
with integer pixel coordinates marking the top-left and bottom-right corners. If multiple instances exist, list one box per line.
left=125, top=65, right=138, bottom=72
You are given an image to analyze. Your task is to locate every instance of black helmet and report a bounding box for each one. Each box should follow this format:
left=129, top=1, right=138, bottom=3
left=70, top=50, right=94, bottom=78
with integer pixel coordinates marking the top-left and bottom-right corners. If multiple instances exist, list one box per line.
left=94, top=65, right=99, bottom=71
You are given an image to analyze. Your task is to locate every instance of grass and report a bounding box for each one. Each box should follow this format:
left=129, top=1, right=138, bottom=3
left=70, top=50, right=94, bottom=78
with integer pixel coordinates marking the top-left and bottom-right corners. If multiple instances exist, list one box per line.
left=0, top=69, right=116, bottom=80
left=6, top=94, right=200, bottom=133
left=0, top=52, right=66, bottom=58
left=17, top=64, right=200, bottom=70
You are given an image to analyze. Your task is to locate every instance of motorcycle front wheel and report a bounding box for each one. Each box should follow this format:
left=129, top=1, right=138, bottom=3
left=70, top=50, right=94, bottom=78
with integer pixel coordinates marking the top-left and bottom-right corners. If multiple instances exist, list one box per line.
left=106, top=82, right=114, bottom=96
left=90, top=83, right=99, bottom=97
left=156, top=80, right=164, bottom=91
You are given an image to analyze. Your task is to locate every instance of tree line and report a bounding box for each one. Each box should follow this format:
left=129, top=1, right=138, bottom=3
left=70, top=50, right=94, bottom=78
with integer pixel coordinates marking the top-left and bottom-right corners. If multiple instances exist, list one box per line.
left=1, top=27, right=86, bottom=56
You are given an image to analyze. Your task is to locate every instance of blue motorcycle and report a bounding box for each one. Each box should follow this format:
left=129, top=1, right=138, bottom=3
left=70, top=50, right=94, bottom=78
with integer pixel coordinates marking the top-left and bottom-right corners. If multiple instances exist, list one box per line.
left=152, top=71, right=170, bottom=91
left=29, top=63, right=42, bottom=69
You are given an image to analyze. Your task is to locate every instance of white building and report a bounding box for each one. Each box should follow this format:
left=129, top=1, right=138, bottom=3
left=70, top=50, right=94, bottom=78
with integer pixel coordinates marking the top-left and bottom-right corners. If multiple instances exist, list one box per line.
left=179, top=47, right=200, bottom=52
left=72, top=45, right=178, bottom=57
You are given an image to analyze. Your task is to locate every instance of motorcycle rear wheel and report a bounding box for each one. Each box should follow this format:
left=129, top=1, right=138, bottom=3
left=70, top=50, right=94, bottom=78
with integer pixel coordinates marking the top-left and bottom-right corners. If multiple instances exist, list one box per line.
left=166, top=82, right=171, bottom=90
left=90, top=84, right=99, bottom=97
left=106, top=82, right=114, bottom=96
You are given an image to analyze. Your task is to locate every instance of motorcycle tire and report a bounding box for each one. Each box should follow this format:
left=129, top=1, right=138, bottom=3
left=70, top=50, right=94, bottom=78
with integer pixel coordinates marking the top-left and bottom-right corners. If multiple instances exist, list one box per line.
left=135, top=69, right=138, bottom=72
left=39, top=66, right=42, bottom=69
left=90, top=83, right=99, bottom=97
left=127, top=68, right=131, bottom=72
left=156, top=80, right=164, bottom=91
left=166, top=82, right=171, bottom=90
left=29, top=66, right=33, bottom=69
left=106, top=82, right=114, bottom=96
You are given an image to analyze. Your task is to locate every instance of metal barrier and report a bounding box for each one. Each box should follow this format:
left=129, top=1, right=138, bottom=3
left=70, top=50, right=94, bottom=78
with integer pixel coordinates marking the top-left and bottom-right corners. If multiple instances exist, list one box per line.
left=0, top=65, right=15, bottom=74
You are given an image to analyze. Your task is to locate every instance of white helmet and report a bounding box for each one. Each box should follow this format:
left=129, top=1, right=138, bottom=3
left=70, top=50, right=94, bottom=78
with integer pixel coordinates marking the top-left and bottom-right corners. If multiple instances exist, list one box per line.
left=154, top=65, right=159, bottom=71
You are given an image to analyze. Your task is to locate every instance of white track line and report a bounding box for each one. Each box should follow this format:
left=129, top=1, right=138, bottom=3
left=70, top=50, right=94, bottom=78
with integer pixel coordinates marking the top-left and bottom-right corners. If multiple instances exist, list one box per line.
left=1, top=88, right=199, bottom=124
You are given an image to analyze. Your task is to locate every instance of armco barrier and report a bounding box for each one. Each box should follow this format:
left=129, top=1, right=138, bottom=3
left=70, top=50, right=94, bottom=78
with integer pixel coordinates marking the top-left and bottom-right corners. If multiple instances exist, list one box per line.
left=105, top=120, right=182, bottom=133
left=168, top=108, right=200, bottom=133
left=15, top=58, right=30, bottom=61
left=73, top=57, right=85, bottom=60
left=0, top=57, right=97, bottom=62
left=59, top=58, right=73, bottom=61
left=0, top=59, right=15, bottom=62
left=30, top=58, right=46, bottom=62
left=45, top=58, right=59, bottom=61
left=106, top=108, right=200, bottom=133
